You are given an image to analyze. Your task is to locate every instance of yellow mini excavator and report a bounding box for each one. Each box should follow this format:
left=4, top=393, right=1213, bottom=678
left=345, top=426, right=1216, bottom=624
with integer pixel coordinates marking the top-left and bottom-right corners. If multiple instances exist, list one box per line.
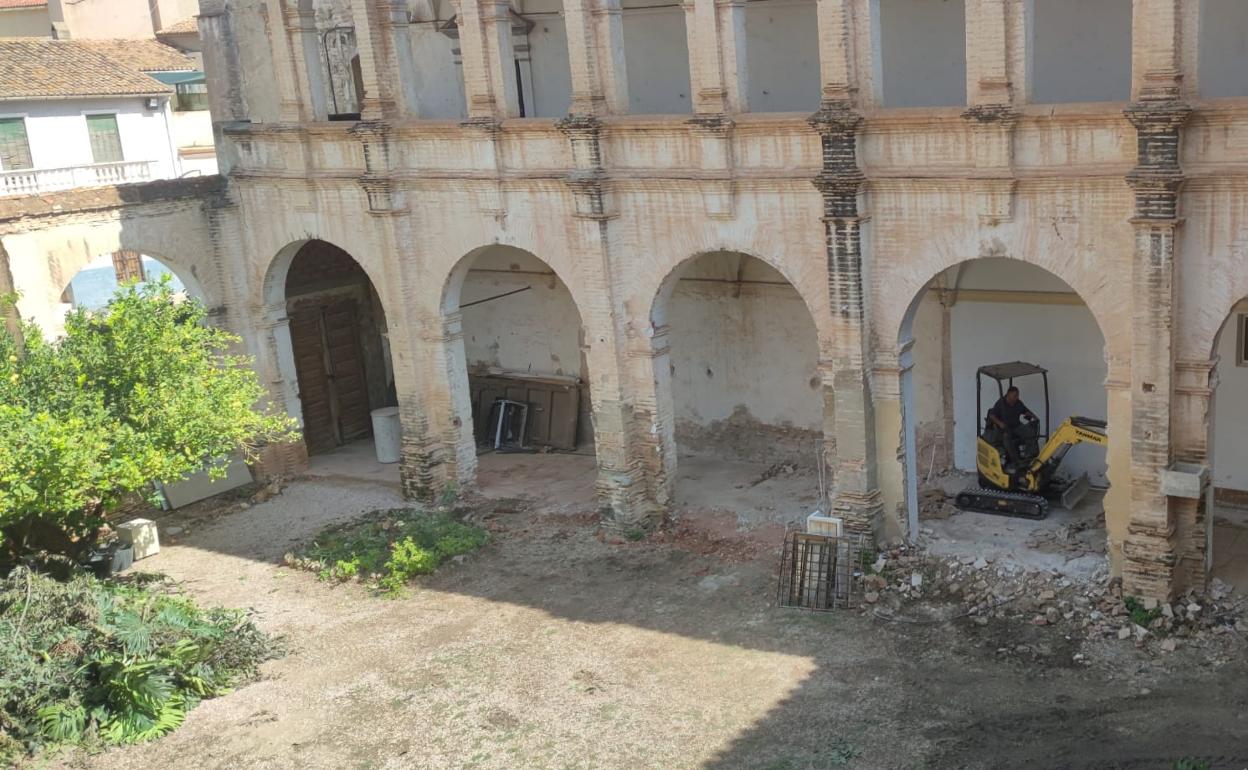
left=954, top=362, right=1108, bottom=519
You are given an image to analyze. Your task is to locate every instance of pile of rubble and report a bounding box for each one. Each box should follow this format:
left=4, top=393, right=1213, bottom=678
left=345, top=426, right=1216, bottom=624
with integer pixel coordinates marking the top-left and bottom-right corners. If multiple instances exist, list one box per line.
left=860, top=545, right=1245, bottom=660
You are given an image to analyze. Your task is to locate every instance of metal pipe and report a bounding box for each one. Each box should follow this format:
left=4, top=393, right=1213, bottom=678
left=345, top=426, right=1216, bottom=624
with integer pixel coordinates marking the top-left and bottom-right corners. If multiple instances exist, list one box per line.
left=459, top=285, right=532, bottom=309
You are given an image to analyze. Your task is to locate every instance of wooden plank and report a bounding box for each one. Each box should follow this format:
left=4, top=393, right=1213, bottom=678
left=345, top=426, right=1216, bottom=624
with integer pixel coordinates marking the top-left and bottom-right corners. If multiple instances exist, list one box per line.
left=289, top=307, right=337, bottom=455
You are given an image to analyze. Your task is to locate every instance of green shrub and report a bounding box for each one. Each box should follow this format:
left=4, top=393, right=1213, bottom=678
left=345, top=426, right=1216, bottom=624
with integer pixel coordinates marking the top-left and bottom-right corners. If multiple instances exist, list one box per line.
left=287, top=508, right=487, bottom=597
left=0, top=282, right=297, bottom=567
left=0, top=568, right=277, bottom=763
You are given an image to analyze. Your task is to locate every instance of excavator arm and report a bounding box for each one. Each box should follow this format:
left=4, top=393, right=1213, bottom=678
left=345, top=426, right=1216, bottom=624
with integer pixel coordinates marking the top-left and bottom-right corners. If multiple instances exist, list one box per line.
left=1029, top=416, right=1108, bottom=469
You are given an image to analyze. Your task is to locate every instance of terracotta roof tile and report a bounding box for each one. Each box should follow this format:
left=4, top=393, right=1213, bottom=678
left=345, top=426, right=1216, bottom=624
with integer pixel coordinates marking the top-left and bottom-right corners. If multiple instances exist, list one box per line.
left=79, top=39, right=194, bottom=72
left=0, top=39, right=172, bottom=100
left=0, top=0, right=47, bottom=10
left=156, top=16, right=199, bottom=36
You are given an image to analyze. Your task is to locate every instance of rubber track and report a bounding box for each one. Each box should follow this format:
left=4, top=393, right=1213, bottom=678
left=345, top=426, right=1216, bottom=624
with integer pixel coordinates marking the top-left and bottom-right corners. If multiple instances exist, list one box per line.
left=955, top=486, right=1049, bottom=519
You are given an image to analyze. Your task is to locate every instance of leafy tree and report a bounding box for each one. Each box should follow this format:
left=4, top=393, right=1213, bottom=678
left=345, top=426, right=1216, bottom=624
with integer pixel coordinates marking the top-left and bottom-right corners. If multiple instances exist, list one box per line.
left=0, top=281, right=297, bottom=566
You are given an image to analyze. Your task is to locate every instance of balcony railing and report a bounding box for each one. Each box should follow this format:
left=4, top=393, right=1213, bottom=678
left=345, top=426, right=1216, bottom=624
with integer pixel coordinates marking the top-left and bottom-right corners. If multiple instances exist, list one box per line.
left=0, top=160, right=158, bottom=197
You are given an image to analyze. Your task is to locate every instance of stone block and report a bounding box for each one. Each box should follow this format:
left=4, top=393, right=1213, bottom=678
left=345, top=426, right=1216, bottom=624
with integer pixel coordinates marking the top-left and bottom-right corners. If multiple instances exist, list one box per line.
left=1159, top=462, right=1208, bottom=500
left=116, top=518, right=160, bottom=561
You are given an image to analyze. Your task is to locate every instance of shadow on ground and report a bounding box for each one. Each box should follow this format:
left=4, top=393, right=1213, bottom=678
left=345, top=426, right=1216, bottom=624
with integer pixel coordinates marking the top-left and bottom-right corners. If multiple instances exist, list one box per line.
left=78, top=462, right=1248, bottom=770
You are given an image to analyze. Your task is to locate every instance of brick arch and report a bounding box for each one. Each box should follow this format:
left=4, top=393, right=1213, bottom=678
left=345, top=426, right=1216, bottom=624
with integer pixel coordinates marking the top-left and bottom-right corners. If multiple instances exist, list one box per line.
left=638, top=243, right=834, bottom=361
left=438, top=243, right=592, bottom=327
left=873, top=225, right=1124, bottom=364
left=260, top=237, right=389, bottom=314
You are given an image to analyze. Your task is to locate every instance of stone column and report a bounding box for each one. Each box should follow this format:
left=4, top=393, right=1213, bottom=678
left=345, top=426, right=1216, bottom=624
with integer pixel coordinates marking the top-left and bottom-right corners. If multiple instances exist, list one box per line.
left=810, top=104, right=882, bottom=539
left=1121, top=99, right=1191, bottom=599
left=683, top=0, right=748, bottom=115
left=964, top=0, right=1012, bottom=106
left=197, top=0, right=248, bottom=124
left=345, top=0, right=388, bottom=119
left=1119, top=0, right=1191, bottom=599
left=815, top=0, right=878, bottom=109
left=455, top=0, right=520, bottom=119
left=563, top=0, right=629, bottom=116
left=557, top=117, right=660, bottom=529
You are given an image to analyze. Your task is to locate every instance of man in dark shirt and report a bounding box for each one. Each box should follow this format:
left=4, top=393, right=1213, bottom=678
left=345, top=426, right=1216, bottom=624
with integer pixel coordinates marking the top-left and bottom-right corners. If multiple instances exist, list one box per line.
left=986, top=386, right=1038, bottom=466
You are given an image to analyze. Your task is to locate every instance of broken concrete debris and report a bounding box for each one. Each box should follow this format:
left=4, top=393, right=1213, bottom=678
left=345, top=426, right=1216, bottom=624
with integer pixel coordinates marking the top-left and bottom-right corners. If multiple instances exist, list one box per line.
left=862, top=543, right=1245, bottom=663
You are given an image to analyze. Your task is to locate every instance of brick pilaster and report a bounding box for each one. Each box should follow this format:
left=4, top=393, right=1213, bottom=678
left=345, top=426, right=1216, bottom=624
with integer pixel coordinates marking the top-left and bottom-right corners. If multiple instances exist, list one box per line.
left=454, top=0, right=520, bottom=119
left=810, top=102, right=882, bottom=538
left=683, top=0, right=748, bottom=115
left=557, top=115, right=660, bottom=529
left=284, top=2, right=329, bottom=120
left=562, top=0, right=629, bottom=117
left=1121, top=98, right=1191, bottom=599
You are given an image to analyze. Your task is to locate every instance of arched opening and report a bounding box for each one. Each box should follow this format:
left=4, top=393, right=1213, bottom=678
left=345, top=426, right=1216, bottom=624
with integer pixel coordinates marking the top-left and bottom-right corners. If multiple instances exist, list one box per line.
left=59, top=250, right=202, bottom=326
left=1210, top=298, right=1248, bottom=591
left=443, top=246, right=596, bottom=502
left=652, top=251, right=824, bottom=527
left=898, top=258, right=1110, bottom=574
left=280, top=240, right=394, bottom=458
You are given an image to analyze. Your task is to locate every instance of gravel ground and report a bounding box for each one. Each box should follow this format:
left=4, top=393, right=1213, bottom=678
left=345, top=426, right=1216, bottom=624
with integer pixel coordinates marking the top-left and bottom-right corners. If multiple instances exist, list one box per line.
left=44, top=476, right=1248, bottom=770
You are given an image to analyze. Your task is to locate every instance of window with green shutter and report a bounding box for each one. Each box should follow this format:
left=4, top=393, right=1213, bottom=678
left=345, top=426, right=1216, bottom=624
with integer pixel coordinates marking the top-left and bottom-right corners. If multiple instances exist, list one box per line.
left=0, top=117, right=33, bottom=171
left=86, top=114, right=123, bottom=164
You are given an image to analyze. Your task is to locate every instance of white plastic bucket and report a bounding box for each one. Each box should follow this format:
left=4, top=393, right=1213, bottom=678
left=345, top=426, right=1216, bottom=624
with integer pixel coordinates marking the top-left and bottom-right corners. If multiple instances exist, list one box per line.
left=371, top=406, right=402, bottom=464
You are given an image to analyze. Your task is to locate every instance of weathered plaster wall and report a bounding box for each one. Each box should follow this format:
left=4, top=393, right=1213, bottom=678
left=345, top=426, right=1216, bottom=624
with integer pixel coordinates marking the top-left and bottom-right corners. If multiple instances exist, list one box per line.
left=408, top=25, right=466, bottom=119
left=666, top=253, right=822, bottom=455
left=458, top=248, right=584, bottom=379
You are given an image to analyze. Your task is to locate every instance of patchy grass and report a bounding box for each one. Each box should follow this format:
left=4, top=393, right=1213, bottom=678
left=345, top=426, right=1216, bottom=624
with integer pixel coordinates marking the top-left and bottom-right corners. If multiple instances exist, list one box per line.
left=0, top=568, right=276, bottom=764
left=1124, top=596, right=1163, bottom=628
left=285, top=508, right=488, bottom=596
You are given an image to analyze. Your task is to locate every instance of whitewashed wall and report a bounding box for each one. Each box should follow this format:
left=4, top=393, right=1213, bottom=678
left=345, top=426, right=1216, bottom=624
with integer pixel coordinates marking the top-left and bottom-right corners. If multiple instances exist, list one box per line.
left=0, top=98, right=178, bottom=178
left=1213, top=305, right=1248, bottom=491
left=409, top=26, right=467, bottom=119
left=0, top=6, right=51, bottom=36
left=1031, top=0, right=1132, bottom=103
left=947, top=260, right=1109, bottom=482
left=667, top=254, right=822, bottom=431
left=458, top=248, right=584, bottom=379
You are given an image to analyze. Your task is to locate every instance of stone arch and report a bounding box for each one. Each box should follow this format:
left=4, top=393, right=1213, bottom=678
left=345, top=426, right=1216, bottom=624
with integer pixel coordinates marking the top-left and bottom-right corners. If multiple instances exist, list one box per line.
left=436, top=243, right=598, bottom=492
left=891, top=255, right=1115, bottom=554
left=259, top=238, right=395, bottom=458
left=644, top=248, right=829, bottom=518
left=875, top=228, right=1126, bottom=369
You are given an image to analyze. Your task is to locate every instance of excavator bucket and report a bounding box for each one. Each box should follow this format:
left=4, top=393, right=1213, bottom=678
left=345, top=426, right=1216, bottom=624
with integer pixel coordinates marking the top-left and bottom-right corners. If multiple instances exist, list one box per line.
left=1060, top=472, right=1092, bottom=511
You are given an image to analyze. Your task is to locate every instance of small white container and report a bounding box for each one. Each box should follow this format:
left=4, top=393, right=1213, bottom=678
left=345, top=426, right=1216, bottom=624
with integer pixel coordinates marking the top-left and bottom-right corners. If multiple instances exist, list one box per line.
left=371, top=406, right=402, bottom=464
left=116, top=518, right=160, bottom=560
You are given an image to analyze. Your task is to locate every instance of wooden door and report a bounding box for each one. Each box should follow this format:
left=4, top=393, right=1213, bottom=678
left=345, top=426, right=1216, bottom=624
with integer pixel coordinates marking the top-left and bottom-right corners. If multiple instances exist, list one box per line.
left=289, top=298, right=371, bottom=454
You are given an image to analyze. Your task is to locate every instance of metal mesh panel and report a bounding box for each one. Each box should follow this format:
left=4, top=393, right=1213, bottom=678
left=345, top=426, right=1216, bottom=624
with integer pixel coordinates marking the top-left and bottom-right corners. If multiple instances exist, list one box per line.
left=776, top=529, right=870, bottom=611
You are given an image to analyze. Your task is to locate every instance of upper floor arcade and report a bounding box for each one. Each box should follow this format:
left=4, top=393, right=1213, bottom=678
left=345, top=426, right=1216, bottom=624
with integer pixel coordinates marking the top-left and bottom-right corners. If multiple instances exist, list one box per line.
left=198, top=0, right=1248, bottom=123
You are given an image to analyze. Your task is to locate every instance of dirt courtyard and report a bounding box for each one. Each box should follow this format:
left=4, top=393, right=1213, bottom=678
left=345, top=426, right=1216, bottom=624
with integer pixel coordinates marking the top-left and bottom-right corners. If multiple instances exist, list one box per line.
left=53, top=462, right=1248, bottom=770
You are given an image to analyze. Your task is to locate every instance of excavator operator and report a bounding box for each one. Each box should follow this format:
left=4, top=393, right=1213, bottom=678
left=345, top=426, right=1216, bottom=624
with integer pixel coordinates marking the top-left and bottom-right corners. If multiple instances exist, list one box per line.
left=985, top=386, right=1038, bottom=467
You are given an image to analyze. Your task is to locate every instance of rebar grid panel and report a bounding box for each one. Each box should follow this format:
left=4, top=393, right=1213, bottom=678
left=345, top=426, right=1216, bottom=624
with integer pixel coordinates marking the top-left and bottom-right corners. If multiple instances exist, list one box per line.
left=776, top=529, right=871, bottom=611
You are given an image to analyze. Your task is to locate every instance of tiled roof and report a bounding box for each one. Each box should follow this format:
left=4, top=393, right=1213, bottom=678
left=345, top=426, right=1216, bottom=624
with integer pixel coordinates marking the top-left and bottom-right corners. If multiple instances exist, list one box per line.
left=156, top=16, right=199, bottom=36
left=0, top=39, right=171, bottom=100
left=0, top=0, right=47, bottom=10
left=79, top=39, right=195, bottom=72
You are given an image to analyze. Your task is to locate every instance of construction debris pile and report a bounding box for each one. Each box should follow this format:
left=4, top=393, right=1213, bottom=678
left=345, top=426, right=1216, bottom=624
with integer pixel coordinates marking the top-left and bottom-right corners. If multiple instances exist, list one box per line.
left=861, top=545, right=1246, bottom=662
